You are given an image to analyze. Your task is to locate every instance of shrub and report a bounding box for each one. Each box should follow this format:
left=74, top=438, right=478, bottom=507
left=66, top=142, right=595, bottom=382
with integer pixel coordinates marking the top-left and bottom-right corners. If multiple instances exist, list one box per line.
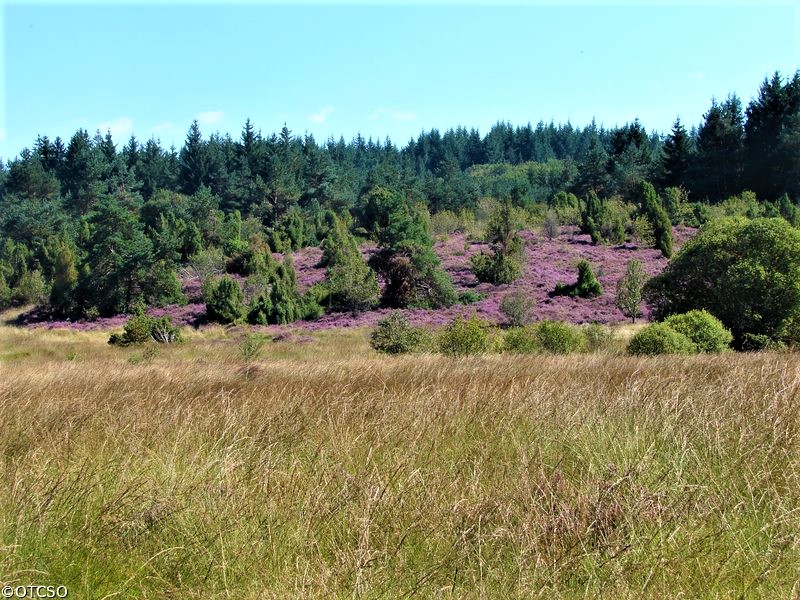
left=536, top=321, right=586, bottom=354
left=663, top=310, right=733, bottom=353
left=504, top=325, right=539, bottom=354
left=540, top=210, right=560, bottom=240
left=470, top=251, right=523, bottom=285
left=239, top=333, right=267, bottom=363
left=204, top=276, right=245, bottom=324
left=109, top=311, right=182, bottom=346
left=646, top=217, right=800, bottom=348
left=552, top=260, right=603, bottom=299
left=640, top=182, right=673, bottom=258
left=438, top=314, right=492, bottom=357
left=583, top=323, right=618, bottom=353
left=627, top=323, right=697, bottom=356
left=14, top=269, right=49, bottom=305
left=458, top=290, right=485, bottom=305
left=500, top=289, right=535, bottom=327
left=370, top=313, right=426, bottom=354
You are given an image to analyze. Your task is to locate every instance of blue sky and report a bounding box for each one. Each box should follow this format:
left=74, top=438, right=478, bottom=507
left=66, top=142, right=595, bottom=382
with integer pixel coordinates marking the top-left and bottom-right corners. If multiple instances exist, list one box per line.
left=2, top=1, right=799, bottom=159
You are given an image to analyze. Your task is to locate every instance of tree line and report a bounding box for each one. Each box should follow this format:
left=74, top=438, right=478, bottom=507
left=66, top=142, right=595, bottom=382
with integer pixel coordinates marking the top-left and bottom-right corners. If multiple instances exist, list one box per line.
left=0, top=70, right=797, bottom=322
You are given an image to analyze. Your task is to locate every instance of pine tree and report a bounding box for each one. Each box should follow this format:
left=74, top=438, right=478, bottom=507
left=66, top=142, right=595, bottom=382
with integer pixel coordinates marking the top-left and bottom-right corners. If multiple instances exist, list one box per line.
left=659, top=117, right=694, bottom=189
left=179, top=121, right=208, bottom=195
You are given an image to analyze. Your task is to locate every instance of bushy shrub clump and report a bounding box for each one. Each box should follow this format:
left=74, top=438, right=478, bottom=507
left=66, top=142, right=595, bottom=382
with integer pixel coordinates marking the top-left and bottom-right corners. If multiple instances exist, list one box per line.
left=583, top=323, right=618, bottom=353
left=552, top=260, right=603, bottom=299
left=109, top=311, right=182, bottom=346
left=438, top=314, right=493, bottom=356
left=504, top=321, right=586, bottom=354
left=627, top=323, right=696, bottom=356
left=663, top=310, right=733, bottom=352
left=203, top=275, right=245, bottom=324
left=500, top=289, right=535, bottom=327
left=370, top=313, right=429, bottom=354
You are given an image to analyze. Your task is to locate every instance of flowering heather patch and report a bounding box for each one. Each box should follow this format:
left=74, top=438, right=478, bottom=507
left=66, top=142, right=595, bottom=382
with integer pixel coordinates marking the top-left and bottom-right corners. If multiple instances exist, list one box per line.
left=20, top=226, right=695, bottom=332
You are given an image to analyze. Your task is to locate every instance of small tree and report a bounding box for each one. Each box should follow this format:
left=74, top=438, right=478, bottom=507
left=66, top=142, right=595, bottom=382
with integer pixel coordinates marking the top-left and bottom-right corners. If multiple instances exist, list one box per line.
left=640, top=181, right=673, bottom=258
left=500, top=289, right=536, bottom=327
left=540, top=209, right=560, bottom=240
left=471, top=200, right=524, bottom=284
left=204, top=275, right=245, bottom=324
left=615, top=259, right=646, bottom=323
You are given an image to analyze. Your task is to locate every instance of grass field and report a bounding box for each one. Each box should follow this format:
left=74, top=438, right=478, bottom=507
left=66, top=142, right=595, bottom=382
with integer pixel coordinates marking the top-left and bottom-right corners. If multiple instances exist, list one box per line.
left=1, top=319, right=799, bottom=598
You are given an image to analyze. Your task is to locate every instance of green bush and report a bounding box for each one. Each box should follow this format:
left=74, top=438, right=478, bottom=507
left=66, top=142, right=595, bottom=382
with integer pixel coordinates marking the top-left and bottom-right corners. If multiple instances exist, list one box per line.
left=458, top=290, right=485, bottom=305
left=627, top=323, right=697, bottom=356
left=646, top=217, right=800, bottom=348
left=109, top=312, right=182, bottom=346
left=583, top=323, right=618, bottom=353
left=500, top=289, right=535, bottom=327
left=438, top=314, right=493, bottom=356
left=552, top=260, right=603, bottom=299
left=204, top=276, right=245, bottom=324
left=370, top=313, right=427, bottom=355
left=663, top=310, right=733, bottom=353
left=536, top=321, right=587, bottom=354
left=504, top=325, right=539, bottom=354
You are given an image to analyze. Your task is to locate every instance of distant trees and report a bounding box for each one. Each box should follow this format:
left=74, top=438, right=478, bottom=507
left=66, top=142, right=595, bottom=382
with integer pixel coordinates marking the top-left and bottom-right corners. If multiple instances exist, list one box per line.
left=0, top=69, right=798, bottom=324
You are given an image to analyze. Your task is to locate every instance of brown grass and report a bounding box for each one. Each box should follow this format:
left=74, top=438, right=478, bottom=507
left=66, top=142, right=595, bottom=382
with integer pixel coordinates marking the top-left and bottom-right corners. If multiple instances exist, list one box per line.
left=0, top=322, right=799, bottom=597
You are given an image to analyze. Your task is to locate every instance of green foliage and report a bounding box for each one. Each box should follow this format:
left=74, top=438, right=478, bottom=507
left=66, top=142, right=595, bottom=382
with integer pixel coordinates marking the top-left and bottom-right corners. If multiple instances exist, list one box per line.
left=457, top=290, right=485, bottom=305
left=646, top=217, right=800, bottom=348
left=14, top=269, right=49, bottom=305
left=663, top=310, right=733, bottom=353
left=49, top=242, right=78, bottom=314
left=504, top=321, right=587, bottom=354
left=438, top=314, right=493, bottom=357
left=503, top=325, right=540, bottom=354
left=204, top=275, right=245, bottom=324
left=370, top=312, right=427, bottom=355
left=627, top=323, right=697, bottom=356
left=536, top=320, right=587, bottom=354
left=639, top=182, right=673, bottom=258
left=499, top=289, right=535, bottom=327
left=582, top=323, right=618, bottom=353
left=581, top=191, right=606, bottom=244
left=369, top=188, right=456, bottom=309
left=320, top=219, right=379, bottom=313
left=239, top=333, right=267, bottom=363
left=615, top=259, right=646, bottom=323
left=0, top=274, right=10, bottom=309
left=552, top=260, right=603, bottom=299
left=109, top=310, right=182, bottom=346
left=471, top=200, right=524, bottom=285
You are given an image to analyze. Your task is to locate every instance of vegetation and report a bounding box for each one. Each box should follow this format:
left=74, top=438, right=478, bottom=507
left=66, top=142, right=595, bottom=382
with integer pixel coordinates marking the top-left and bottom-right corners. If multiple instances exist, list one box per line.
left=2, top=71, right=797, bottom=325
left=627, top=322, right=697, bottom=355
left=646, top=217, right=800, bottom=348
left=663, top=309, right=733, bottom=353
left=470, top=200, right=524, bottom=284
left=615, top=259, right=646, bottom=323
left=6, top=324, right=798, bottom=597
left=369, top=312, right=429, bottom=355
left=499, top=288, right=536, bottom=327
left=108, top=309, right=182, bottom=346
left=437, top=313, right=494, bottom=356
left=553, top=259, right=603, bottom=298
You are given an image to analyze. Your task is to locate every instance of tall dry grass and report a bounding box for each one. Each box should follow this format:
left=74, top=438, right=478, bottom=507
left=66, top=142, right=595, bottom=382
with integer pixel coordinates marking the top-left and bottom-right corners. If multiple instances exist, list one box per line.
left=0, top=324, right=799, bottom=597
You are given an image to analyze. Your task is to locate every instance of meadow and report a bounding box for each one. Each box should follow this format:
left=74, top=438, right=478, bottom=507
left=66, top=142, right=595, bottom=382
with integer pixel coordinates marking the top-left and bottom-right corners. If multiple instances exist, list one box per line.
left=1, top=320, right=798, bottom=598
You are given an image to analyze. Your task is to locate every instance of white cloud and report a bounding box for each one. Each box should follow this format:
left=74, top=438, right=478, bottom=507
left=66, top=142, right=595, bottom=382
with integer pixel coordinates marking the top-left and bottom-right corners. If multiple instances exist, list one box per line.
left=368, top=108, right=417, bottom=122
left=97, top=117, right=133, bottom=139
left=309, top=106, right=334, bottom=124
left=152, top=121, right=174, bottom=133
left=197, top=111, right=224, bottom=125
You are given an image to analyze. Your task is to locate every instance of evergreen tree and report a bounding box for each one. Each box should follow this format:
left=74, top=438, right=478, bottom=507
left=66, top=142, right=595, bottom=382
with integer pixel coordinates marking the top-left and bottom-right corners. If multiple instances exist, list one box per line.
left=179, top=121, right=208, bottom=195
left=640, top=181, right=673, bottom=258
left=659, top=117, right=694, bottom=189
